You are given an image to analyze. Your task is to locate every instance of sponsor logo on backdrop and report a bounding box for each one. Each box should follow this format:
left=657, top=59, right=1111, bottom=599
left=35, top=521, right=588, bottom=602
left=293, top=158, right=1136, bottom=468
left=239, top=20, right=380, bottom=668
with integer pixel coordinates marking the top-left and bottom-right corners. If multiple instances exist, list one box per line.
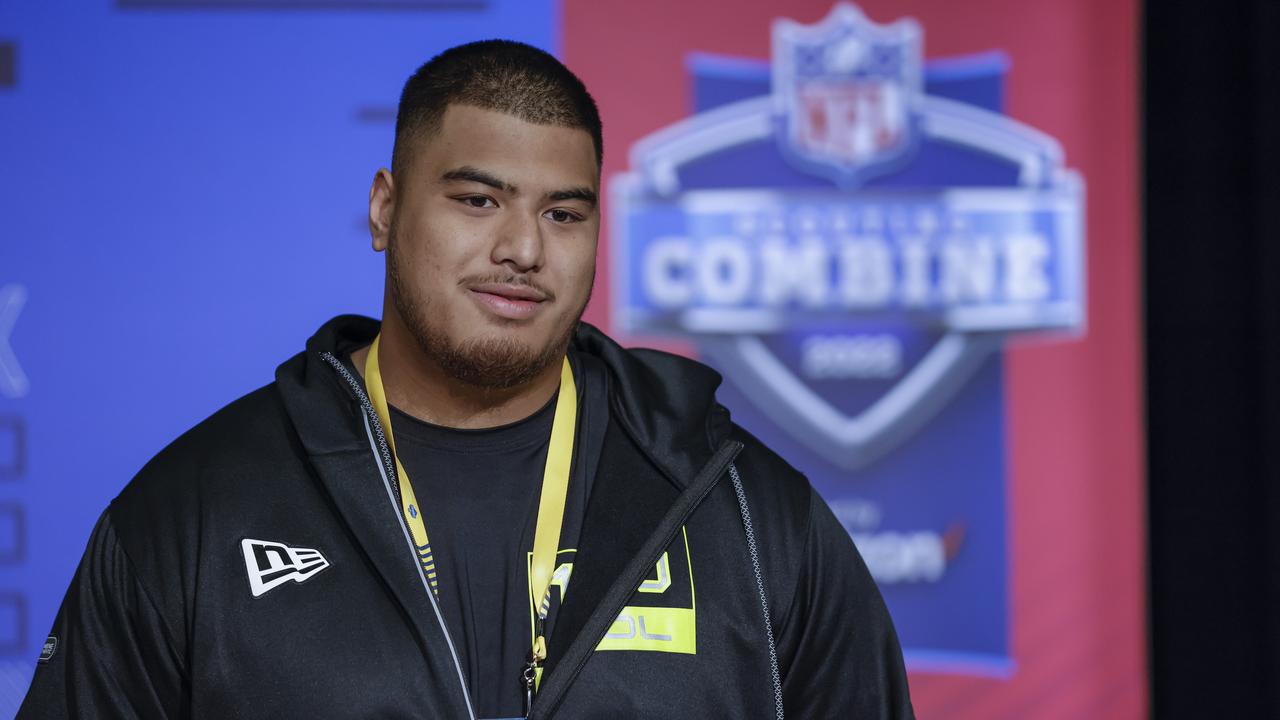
left=611, top=2, right=1084, bottom=674
left=0, top=43, right=16, bottom=90
left=0, top=285, right=28, bottom=400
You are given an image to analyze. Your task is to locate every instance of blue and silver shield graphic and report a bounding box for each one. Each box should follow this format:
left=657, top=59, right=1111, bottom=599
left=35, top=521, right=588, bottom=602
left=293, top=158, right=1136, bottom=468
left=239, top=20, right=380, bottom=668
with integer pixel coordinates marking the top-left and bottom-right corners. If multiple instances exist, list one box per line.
left=611, top=2, right=1085, bottom=675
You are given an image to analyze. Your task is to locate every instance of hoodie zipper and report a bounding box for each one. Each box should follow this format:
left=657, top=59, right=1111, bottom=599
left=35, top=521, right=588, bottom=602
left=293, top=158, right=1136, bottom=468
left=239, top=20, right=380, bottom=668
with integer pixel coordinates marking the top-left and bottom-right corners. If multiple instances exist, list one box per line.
left=320, top=351, right=478, bottom=720
left=729, top=463, right=784, bottom=720
left=529, top=439, right=743, bottom=719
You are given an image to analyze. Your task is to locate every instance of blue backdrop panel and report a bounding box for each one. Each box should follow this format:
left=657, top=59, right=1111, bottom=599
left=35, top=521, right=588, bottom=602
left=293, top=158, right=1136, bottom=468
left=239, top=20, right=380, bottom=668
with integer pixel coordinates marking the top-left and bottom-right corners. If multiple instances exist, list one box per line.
left=0, top=1, right=556, bottom=710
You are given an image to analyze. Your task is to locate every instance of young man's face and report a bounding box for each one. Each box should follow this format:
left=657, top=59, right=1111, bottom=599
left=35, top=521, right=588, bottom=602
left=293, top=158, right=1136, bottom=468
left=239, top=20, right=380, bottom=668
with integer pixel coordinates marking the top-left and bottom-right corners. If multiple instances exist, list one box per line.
left=371, top=103, right=600, bottom=388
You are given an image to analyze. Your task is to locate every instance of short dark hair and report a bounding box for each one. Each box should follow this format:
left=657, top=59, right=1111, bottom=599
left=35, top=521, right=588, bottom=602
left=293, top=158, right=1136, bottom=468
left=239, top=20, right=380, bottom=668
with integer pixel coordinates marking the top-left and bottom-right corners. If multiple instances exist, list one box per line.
left=392, top=39, right=603, bottom=175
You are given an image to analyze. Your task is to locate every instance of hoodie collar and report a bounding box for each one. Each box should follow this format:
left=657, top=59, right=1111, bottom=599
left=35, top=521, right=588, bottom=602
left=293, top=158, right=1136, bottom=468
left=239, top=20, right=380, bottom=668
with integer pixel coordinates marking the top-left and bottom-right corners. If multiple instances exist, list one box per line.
left=276, top=315, right=730, bottom=487
left=570, top=323, right=729, bottom=486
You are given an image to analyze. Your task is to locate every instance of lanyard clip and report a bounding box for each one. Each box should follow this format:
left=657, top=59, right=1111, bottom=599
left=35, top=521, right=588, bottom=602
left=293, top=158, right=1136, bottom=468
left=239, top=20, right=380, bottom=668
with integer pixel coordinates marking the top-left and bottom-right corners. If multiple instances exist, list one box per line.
left=523, top=629, right=548, bottom=717
left=522, top=657, right=539, bottom=717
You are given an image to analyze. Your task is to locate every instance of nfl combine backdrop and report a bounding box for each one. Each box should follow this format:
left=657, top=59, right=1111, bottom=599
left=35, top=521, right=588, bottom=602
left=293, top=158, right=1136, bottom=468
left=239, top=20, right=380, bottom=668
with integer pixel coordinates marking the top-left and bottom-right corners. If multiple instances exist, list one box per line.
left=1, top=0, right=1142, bottom=718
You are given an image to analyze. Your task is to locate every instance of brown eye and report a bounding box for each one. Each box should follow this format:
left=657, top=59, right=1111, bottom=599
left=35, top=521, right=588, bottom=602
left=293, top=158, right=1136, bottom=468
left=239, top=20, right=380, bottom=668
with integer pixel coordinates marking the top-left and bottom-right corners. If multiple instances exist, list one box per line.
left=547, top=209, right=579, bottom=223
left=465, top=196, right=494, bottom=209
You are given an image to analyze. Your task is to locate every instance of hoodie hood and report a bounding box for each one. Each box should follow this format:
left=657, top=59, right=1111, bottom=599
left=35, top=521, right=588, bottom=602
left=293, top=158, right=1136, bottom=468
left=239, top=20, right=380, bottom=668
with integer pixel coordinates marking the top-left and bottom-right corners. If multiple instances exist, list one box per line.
left=277, top=315, right=733, bottom=486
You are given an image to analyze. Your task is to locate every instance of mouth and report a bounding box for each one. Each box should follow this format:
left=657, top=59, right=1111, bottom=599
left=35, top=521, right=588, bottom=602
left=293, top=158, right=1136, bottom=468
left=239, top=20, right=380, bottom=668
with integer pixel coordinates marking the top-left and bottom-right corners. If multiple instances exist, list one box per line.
left=467, top=282, right=549, bottom=321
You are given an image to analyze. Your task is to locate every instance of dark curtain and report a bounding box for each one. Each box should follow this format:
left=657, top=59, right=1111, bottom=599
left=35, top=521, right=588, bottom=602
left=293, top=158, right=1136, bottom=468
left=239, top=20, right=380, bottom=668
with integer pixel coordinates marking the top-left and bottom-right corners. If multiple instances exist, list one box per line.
left=1145, top=0, right=1280, bottom=716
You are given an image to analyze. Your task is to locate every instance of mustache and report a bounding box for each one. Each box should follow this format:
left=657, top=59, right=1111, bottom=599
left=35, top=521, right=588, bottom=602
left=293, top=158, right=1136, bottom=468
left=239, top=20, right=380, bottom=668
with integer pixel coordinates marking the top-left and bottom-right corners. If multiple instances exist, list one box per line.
left=458, top=273, right=557, bottom=301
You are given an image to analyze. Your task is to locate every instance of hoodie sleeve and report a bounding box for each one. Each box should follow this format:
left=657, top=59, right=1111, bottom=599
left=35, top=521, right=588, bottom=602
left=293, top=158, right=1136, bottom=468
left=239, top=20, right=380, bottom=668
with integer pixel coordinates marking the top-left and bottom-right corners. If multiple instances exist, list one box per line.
left=776, top=489, right=915, bottom=720
left=17, top=510, right=187, bottom=719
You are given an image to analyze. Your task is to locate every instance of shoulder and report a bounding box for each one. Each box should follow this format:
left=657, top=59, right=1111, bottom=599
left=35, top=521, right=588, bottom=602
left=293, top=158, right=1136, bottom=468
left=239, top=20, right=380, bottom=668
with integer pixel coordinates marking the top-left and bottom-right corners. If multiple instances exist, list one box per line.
left=107, top=382, right=300, bottom=556
left=89, top=383, right=301, bottom=641
left=727, top=422, right=813, bottom=530
left=114, top=383, right=294, bottom=506
left=573, top=325, right=723, bottom=431
left=722, top=422, right=820, bottom=626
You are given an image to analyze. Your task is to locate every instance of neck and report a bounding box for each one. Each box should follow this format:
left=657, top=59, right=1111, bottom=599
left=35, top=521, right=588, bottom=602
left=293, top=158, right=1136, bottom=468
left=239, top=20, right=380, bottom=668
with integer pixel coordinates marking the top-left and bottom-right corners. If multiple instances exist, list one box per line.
left=352, top=312, right=563, bottom=430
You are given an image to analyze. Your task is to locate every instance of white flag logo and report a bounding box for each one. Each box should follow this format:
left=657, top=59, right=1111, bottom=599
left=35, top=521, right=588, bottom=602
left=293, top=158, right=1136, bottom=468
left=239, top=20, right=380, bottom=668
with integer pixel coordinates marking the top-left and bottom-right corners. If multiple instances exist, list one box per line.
left=241, top=539, right=330, bottom=598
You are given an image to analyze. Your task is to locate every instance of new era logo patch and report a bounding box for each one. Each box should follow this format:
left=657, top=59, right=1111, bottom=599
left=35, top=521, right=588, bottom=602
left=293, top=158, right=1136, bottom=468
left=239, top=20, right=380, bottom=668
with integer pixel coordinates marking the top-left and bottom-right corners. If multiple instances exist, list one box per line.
left=241, top=538, right=330, bottom=598
left=38, top=635, right=56, bottom=663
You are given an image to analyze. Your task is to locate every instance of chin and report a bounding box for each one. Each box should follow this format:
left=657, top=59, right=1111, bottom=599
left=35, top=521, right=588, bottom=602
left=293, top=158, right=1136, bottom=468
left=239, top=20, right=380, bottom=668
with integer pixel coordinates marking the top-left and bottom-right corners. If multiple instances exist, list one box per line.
left=429, top=325, right=570, bottom=390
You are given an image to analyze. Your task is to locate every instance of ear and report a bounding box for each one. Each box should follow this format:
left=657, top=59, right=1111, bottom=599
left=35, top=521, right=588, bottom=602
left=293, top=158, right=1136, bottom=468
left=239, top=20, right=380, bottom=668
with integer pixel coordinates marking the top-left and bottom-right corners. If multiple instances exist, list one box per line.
left=369, top=168, right=396, bottom=252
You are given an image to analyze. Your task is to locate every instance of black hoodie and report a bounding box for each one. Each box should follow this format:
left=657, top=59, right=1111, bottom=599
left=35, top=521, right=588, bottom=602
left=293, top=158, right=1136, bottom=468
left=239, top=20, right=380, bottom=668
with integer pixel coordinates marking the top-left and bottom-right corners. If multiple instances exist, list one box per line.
left=19, top=316, right=914, bottom=719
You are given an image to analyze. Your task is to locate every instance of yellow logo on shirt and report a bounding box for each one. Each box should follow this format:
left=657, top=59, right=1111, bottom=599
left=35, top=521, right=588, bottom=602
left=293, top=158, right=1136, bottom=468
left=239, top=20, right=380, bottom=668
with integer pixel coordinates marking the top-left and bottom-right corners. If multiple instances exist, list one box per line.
left=596, top=526, right=696, bottom=655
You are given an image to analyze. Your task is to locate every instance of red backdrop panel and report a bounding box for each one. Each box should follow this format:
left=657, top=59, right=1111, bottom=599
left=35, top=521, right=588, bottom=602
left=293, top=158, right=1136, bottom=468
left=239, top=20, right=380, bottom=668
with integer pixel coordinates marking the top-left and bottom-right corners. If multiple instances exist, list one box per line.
left=564, top=1, right=1143, bottom=717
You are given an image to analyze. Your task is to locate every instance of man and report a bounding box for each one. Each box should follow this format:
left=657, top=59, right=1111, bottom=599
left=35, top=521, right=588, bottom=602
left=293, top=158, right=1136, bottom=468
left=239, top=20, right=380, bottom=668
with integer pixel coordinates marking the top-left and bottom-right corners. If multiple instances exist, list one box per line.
left=20, top=40, right=913, bottom=719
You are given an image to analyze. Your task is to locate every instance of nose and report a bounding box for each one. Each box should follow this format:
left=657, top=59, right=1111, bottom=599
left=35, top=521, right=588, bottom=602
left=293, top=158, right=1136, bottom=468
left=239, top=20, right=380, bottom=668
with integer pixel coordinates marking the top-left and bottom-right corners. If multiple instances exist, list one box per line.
left=491, top=207, right=545, bottom=273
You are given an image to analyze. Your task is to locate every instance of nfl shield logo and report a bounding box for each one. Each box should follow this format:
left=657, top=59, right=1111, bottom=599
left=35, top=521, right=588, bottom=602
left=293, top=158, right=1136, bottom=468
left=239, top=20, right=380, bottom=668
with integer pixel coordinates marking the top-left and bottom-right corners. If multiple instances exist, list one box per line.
left=773, top=3, right=923, bottom=187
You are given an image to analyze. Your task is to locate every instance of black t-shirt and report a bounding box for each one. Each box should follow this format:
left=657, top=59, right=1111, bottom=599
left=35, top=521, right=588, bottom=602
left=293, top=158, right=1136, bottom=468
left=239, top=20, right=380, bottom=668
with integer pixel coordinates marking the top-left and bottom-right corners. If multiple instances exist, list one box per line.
left=384, top=352, right=608, bottom=719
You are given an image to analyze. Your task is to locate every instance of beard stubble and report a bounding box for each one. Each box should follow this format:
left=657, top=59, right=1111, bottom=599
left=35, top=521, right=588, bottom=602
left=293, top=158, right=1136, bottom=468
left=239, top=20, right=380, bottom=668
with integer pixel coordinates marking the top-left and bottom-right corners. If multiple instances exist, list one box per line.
left=386, top=226, right=589, bottom=390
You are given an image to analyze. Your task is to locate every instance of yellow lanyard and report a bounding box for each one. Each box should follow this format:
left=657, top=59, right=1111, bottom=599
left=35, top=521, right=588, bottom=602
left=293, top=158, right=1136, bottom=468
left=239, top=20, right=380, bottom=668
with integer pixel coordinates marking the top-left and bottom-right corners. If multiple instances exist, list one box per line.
left=363, top=334, right=577, bottom=668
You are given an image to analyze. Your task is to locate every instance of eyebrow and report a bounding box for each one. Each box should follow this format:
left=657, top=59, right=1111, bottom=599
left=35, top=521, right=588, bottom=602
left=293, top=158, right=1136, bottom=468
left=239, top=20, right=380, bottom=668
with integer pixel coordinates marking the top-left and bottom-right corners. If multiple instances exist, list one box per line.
left=441, top=166, right=516, bottom=193
left=549, top=187, right=598, bottom=207
left=441, top=165, right=597, bottom=207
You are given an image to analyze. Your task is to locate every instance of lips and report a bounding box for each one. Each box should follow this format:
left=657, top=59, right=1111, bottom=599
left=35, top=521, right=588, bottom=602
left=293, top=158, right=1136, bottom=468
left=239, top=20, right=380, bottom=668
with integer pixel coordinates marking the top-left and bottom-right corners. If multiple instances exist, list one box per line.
left=467, top=282, right=549, bottom=321
left=469, top=283, right=548, bottom=302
